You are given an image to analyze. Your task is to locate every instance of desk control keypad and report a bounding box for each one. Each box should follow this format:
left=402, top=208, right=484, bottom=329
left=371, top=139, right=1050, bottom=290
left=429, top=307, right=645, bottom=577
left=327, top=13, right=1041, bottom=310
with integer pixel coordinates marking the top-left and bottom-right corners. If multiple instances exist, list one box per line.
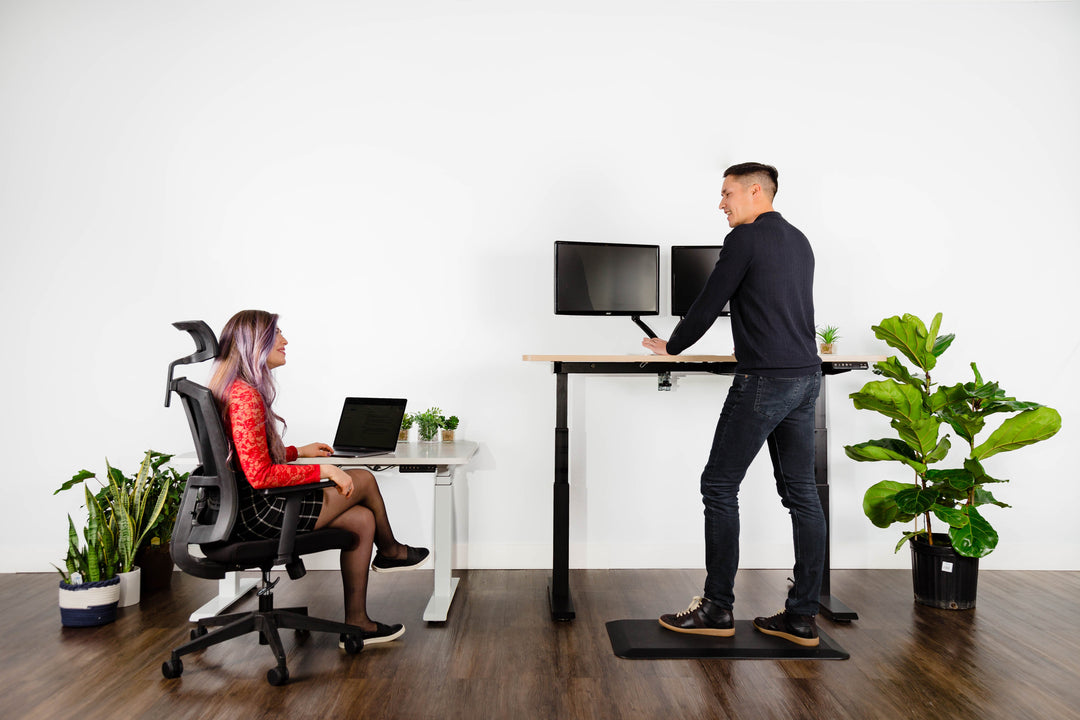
left=399, top=464, right=438, bottom=473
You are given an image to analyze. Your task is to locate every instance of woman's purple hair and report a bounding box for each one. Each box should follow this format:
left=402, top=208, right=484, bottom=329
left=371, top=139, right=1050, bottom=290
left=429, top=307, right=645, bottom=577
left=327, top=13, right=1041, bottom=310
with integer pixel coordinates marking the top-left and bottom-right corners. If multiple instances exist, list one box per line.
left=209, top=309, right=288, bottom=463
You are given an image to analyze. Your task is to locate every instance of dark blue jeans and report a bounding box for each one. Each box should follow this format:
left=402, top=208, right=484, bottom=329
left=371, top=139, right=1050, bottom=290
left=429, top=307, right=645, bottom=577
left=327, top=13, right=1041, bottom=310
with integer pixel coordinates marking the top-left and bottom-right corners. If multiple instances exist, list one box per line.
left=701, top=372, right=825, bottom=616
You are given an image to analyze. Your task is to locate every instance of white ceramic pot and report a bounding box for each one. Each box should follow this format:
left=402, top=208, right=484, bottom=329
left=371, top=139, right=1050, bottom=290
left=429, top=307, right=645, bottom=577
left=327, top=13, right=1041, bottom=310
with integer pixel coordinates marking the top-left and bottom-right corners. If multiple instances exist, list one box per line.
left=117, top=567, right=141, bottom=607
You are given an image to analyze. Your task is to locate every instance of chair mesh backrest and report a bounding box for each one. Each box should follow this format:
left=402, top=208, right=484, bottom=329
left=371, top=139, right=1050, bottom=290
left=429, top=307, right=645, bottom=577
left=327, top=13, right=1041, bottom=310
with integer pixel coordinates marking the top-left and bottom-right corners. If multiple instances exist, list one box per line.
left=169, top=377, right=240, bottom=579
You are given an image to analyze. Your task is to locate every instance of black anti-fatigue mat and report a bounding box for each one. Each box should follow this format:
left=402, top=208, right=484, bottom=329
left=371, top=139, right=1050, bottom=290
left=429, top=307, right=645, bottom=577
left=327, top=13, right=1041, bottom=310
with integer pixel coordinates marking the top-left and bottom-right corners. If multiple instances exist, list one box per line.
left=606, top=619, right=849, bottom=660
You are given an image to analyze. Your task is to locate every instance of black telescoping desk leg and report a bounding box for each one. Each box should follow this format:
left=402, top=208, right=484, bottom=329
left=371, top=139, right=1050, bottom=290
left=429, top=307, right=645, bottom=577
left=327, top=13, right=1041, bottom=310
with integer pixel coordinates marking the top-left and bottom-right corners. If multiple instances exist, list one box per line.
left=549, top=368, right=575, bottom=620
left=815, top=372, right=858, bottom=622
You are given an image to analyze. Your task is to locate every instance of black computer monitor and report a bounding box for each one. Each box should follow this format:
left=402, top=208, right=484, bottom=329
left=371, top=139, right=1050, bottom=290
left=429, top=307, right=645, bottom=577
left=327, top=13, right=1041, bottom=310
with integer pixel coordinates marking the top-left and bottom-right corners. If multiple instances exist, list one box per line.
left=554, top=241, right=659, bottom=316
left=671, top=245, right=730, bottom=317
left=555, top=241, right=660, bottom=337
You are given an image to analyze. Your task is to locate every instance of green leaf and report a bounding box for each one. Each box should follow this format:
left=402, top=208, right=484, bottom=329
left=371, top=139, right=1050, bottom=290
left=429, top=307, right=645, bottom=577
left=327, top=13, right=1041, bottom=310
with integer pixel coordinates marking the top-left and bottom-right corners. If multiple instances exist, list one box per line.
left=863, top=480, right=919, bottom=528
left=896, top=530, right=927, bottom=553
left=934, top=505, right=998, bottom=558
left=850, top=380, right=930, bottom=425
left=972, top=487, right=1010, bottom=509
left=844, top=438, right=926, bottom=473
left=871, top=314, right=938, bottom=372
left=929, top=382, right=971, bottom=413
left=54, top=470, right=95, bottom=495
left=894, top=486, right=939, bottom=515
left=890, top=416, right=943, bottom=458
left=931, top=334, right=955, bottom=357
left=925, top=312, right=942, bottom=355
left=924, top=436, right=951, bottom=464
left=972, top=407, right=1062, bottom=460
left=925, top=468, right=977, bottom=494
left=873, top=357, right=924, bottom=390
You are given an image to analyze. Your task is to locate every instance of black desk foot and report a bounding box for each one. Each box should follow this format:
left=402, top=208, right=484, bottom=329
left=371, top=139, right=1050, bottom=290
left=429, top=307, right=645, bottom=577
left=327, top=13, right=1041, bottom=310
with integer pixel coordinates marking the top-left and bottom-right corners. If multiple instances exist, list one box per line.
left=548, top=581, right=575, bottom=621
left=818, top=594, right=858, bottom=623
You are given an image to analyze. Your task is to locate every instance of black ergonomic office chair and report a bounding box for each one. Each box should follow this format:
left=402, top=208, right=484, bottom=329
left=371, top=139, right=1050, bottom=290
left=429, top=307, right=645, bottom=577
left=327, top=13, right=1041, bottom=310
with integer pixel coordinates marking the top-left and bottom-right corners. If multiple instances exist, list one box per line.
left=162, top=320, right=366, bottom=686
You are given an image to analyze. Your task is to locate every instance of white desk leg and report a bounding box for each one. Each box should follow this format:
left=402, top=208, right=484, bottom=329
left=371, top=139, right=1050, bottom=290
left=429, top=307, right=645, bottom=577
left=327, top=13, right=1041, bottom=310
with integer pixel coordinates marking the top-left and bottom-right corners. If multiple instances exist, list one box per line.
left=188, top=572, right=258, bottom=622
left=423, top=466, right=460, bottom=621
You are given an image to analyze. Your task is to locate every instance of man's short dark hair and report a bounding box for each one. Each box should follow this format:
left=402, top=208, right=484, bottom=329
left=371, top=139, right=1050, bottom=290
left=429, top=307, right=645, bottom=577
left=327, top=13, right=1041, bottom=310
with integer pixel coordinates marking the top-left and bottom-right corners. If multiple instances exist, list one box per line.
left=724, top=162, right=779, bottom=199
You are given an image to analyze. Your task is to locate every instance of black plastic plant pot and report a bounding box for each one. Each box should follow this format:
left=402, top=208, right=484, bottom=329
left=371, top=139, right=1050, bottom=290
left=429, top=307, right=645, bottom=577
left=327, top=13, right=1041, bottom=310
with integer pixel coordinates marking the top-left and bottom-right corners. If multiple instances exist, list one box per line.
left=910, top=533, right=979, bottom=610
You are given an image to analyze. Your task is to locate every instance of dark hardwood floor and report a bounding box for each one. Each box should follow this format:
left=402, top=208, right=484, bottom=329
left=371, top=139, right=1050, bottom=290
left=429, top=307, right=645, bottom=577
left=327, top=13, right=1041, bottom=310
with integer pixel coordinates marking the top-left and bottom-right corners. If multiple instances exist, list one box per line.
left=4, top=567, right=1078, bottom=720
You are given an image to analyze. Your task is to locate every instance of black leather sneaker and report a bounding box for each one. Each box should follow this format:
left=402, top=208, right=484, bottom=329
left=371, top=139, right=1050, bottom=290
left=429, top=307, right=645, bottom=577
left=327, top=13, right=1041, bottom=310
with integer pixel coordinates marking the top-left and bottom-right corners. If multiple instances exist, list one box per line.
left=371, top=545, right=430, bottom=573
left=752, top=610, right=819, bottom=647
left=659, top=596, right=735, bottom=637
left=339, top=621, right=405, bottom=649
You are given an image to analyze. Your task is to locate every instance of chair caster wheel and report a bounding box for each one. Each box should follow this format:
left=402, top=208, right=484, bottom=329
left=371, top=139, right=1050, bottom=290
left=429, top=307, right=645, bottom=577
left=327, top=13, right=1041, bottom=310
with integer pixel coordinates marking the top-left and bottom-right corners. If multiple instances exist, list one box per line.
left=190, top=626, right=208, bottom=641
left=162, top=658, right=184, bottom=679
left=267, top=665, right=290, bottom=686
left=342, top=634, right=363, bottom=655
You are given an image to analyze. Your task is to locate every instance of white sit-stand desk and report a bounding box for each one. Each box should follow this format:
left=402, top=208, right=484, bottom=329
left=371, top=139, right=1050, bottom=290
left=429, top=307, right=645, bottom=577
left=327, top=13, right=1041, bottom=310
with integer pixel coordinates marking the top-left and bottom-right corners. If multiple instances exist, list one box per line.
left=295, top=441, right=477, bottom=622
left=182, top=441, right=477, bottom=623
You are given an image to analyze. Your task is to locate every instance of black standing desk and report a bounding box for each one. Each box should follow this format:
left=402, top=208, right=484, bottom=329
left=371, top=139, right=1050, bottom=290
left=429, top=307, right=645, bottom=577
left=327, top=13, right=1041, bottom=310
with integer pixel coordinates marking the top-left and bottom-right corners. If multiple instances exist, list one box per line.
left=523, top=354, right=883, bottom=623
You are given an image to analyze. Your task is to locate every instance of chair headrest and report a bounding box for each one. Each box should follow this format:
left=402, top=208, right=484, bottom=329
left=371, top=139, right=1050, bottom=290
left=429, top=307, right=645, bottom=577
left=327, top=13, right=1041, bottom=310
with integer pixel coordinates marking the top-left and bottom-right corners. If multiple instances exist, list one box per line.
left=165, top=320, right=219, bottom=407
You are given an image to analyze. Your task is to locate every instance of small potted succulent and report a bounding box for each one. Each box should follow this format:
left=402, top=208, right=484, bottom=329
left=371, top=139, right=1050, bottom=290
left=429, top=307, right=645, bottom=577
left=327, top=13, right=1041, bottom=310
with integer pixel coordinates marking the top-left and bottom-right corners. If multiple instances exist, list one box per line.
left=399, top=412, right=415, bottom=442
left=816, top=324, right=841, bottom=354
left=439, top=414, right=460, bottom=442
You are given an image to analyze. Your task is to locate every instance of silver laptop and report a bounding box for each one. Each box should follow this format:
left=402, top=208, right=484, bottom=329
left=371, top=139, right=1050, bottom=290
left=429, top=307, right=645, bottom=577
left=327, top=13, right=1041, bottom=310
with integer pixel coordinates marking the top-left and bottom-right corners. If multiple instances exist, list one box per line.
left=330, top=397, right=407, bottom=458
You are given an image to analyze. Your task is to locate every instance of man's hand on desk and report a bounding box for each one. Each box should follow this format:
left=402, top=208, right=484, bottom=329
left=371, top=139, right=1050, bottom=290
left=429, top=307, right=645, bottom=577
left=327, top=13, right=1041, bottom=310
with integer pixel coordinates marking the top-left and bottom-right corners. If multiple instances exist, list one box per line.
left=297, top=442, right=333, bottom=458
left=642, top=337, right=670, bottom=355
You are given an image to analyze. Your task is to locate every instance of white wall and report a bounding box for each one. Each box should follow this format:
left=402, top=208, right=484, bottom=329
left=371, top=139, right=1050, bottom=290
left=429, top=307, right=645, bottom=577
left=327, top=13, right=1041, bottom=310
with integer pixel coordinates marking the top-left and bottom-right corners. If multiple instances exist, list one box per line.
left=2, top=0, right=1077, bottom=574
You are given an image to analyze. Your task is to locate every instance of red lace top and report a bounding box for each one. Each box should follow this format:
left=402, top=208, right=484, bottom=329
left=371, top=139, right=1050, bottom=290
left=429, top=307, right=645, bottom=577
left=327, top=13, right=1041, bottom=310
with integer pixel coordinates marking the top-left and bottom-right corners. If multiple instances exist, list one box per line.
left=226, top=381, right=320, bottom=489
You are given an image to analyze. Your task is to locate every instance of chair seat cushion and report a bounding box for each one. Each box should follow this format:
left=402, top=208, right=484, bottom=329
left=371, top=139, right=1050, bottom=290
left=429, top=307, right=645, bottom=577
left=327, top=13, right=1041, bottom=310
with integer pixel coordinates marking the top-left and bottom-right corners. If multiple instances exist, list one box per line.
left=202, top=528, right=357, bottom=570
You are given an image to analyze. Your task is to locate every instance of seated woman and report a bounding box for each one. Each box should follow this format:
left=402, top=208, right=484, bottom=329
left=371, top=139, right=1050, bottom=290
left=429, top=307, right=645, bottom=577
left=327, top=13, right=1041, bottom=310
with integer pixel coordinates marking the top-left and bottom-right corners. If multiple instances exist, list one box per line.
left=208, top=309, right=429, bottom=646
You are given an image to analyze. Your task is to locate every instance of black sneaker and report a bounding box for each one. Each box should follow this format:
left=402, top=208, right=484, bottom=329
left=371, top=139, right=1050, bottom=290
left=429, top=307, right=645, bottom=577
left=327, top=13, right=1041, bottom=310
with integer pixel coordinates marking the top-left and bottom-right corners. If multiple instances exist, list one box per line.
left=659, top=596, right=735, bottom=637
left=338, top=622, right=405, bottom=649
left=371, top=545, right=430, bottom=573
left=752, top=610, right=819, bottom=647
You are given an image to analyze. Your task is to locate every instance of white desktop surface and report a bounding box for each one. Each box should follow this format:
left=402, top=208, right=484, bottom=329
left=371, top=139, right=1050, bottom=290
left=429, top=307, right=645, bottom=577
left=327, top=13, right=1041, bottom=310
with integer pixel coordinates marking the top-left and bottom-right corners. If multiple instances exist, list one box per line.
left=292, top=441, right=478, bottom=467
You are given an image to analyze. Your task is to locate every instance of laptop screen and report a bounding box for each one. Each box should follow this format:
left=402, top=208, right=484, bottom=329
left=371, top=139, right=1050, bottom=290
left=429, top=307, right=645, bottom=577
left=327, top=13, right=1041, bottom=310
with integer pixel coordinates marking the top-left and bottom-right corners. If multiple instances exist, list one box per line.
left=333, top=397, right=407, bottom=451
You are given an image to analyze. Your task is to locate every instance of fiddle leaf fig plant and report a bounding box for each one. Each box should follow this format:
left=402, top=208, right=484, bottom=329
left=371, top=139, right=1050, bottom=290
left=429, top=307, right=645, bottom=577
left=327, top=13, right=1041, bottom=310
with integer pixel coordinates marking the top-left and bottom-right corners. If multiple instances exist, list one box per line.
left=844, top=313, right=1061, bottom=558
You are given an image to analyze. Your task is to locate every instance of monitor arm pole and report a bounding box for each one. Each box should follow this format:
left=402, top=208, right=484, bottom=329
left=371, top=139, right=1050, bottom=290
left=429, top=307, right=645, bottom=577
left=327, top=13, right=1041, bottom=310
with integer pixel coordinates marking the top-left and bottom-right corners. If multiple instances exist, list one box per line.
left=631, top=315, right=657, bottom=339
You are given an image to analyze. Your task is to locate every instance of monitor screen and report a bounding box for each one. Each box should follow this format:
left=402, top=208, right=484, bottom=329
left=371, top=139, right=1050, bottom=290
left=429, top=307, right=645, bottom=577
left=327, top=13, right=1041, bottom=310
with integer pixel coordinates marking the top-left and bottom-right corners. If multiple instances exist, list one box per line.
left=671, top=245, right=730, bottom=317
left=554, top=241, right=659, bottom=316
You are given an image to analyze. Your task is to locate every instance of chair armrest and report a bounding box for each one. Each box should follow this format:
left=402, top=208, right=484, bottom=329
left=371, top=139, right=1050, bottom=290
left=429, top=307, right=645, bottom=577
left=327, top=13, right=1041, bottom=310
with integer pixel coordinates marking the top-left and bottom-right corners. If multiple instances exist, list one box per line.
left=258, top=481, right=335, bottom=571
left=259, top=480, right=335, bottom=497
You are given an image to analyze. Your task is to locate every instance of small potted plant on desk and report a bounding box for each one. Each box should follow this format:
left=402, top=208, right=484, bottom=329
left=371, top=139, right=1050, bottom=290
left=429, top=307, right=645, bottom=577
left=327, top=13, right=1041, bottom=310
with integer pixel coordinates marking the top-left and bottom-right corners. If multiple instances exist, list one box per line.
left=55, top=450, right=173, bottom=607
left=816, top=324, right=841, bottom=354
left=400, top=412, right=415, bottom=442
left=415, top=407, right=442, bottom=443
left=439, top=414, right=460, bottom=442
left=844, top=313, right=1061, bottom=609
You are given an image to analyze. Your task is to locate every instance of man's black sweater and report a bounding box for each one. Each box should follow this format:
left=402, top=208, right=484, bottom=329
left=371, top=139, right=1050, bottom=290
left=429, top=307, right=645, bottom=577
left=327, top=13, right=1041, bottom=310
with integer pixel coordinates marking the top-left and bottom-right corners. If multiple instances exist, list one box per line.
left=666, top=211, right=819, bottom=377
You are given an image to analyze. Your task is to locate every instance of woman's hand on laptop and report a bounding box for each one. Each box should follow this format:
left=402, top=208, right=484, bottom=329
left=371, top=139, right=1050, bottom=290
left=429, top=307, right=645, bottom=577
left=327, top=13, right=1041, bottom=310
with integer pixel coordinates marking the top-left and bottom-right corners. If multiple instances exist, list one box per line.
left=298, top=442, right=334, bottom=458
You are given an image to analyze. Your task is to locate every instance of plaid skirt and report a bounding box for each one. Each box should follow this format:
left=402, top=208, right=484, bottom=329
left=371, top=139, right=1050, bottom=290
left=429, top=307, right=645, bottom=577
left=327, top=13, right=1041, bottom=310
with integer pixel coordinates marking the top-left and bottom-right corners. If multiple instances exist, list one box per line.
left=233, top=482, right=324, bottom=541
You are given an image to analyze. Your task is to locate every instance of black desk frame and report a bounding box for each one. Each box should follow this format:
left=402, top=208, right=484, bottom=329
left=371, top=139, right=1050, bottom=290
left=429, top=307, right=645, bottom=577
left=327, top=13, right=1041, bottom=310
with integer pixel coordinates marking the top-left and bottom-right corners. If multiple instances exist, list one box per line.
left=548, top=359, right=868, bottom=623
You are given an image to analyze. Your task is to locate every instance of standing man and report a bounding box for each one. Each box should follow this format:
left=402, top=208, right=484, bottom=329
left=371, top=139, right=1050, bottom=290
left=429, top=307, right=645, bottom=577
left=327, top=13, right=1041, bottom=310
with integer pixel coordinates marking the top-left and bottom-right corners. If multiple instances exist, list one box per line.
left=644, top=162, right=825, bottom=647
